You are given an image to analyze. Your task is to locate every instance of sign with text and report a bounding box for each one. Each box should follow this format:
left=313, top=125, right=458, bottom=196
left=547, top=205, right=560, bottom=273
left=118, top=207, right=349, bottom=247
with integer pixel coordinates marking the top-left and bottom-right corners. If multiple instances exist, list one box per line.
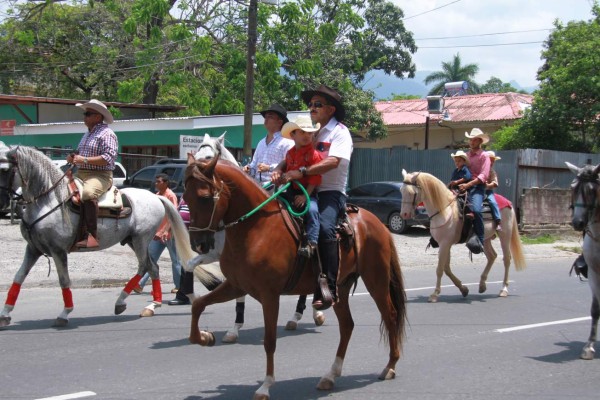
left=179, top=134, right=206, bottom=158
left=0, top=120, right=16, bottom=136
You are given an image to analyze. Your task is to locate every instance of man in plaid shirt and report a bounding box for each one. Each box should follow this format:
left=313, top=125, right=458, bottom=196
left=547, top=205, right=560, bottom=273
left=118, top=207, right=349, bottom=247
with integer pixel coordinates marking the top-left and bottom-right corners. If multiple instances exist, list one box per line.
left=66, top=99, right=118, bottom=249
left=243, top=104, right=294, bottom=185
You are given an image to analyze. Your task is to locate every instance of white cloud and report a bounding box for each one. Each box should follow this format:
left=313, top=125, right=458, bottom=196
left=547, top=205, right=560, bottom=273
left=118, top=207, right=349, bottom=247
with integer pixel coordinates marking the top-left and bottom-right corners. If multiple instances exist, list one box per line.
left=396, top=0, right=595, bottom=87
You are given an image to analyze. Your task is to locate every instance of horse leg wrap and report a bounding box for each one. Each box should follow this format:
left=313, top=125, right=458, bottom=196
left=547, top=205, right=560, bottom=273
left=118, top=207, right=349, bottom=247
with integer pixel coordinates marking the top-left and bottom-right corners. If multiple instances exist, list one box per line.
left=6, top=282, right=21, bottom=306
left=151, top=278, right=163, bottom=304
left=61, top=288, right=74, bottom=309
left=235, top=301, right=245, bottom=324
left=124, top=274, right=143, bottom=294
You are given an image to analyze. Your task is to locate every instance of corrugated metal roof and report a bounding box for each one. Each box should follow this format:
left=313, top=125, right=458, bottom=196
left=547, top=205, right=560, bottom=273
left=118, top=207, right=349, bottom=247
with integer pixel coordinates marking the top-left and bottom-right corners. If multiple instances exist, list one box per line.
left=376, top=93, right=533, bottom=126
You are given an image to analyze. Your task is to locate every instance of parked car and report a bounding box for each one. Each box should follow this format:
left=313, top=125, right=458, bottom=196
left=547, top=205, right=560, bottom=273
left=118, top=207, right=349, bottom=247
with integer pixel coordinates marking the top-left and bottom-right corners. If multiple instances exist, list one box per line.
left=121, top=162, right=186, bottom=198
left=346, top=181, right=430, bottom=234
left=51, top=160, right=128, bottom=188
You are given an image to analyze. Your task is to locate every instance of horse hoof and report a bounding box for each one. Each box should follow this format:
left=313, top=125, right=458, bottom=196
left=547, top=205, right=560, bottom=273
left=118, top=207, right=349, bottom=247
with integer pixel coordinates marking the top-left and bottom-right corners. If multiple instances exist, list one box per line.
left=52, top=318, right=68, bottom=328
left=115, top=304, right=127, bottom=315
left=139, top=308, right=154, bottom=317
left=284, top=320, right=298, bottom=331
left=253, top=393, right=269, bottom=400
left=316, top=377, right=335, bottom=391
left=313, top=312, right=325, bottom=327
left=0, top=316, right=11, bottom=328
left=201, top=331, right=216, bottom=346
left=460, top=286, right=469, bottom=297
left=581, top=346, right=595, bottom=360
left=428, top=295, right=438, bottom=303
left=498, top=289, right=508, bottom=297
left=378, top=367, right=396, bottom=380
left=479, top=283, right=487, bottom=293
left=221, top=331, right=238, bottom=343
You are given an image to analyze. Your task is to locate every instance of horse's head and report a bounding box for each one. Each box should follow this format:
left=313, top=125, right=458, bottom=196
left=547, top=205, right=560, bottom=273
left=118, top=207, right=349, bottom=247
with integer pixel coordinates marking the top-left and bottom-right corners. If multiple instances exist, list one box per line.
left=184, top=153, right=227, bottom=254
left=400, top=169, right=421, bottom=220
left=566, top=161, right=600, bottom=231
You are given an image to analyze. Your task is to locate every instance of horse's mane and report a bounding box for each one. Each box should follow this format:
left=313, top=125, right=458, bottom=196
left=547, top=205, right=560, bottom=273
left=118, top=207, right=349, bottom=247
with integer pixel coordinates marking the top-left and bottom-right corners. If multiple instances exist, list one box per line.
left=414, top=172, right=456, bottom=219
left=10, top=146, right=67, bottom=202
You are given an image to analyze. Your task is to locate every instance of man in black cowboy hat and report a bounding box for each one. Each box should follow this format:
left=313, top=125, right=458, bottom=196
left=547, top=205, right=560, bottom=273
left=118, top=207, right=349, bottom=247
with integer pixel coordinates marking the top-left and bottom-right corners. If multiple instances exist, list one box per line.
left=282, top=85, right=353, bottom=310
left=243, top=103, right=294, bottom=185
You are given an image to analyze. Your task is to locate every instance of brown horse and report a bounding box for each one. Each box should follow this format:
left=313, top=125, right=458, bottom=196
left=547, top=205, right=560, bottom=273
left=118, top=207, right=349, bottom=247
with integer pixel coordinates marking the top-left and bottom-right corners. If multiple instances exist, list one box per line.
left=183, top=156, right=407, bottom=399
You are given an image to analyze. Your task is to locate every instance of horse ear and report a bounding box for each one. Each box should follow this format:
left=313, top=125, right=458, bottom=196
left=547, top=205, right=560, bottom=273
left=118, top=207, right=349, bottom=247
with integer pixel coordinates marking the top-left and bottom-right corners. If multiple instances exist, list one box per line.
left=402, top=169, right=407, bottom=180
left=565, top=162, right=581, bottom=175
left=593, top=163, right=600, bottom=177
left=187, top=152, right=195, bottom=165
left=217, top=132, right=226, bottom=145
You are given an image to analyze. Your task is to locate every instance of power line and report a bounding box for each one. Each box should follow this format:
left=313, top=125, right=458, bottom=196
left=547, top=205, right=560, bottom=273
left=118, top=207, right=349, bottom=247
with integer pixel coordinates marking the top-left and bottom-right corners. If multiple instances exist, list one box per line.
left=402, top=0, right=463, bottom=21
left=416, top=28, right=552, bottom=41
left=418, top=41, right=544, bottom=49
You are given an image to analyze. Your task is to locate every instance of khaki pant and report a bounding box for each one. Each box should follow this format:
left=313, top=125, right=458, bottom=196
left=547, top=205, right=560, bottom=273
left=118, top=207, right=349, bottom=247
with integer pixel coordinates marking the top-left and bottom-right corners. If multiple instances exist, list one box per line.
left=76, top=169, right=113, bottom=201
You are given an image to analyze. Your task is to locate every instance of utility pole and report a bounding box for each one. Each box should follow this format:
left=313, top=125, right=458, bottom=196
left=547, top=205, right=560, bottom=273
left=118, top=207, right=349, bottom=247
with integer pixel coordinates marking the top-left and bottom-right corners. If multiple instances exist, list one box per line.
left=242, top=0, right=258, bottom=165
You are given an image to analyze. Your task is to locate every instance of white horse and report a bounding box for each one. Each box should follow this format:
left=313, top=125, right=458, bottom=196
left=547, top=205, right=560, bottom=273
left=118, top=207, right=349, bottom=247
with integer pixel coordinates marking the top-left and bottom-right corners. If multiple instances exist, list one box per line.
left=566, top=161, right=600, bottom=360
left=400, top=170, right=526, bottom=302
left=192, top=133, right=324, bottom=343
left=0, top=143, right=217, bottom=327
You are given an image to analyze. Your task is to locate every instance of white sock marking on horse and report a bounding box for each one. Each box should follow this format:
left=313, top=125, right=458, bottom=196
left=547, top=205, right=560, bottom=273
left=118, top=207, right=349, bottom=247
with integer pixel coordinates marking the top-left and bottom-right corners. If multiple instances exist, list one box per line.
left=290, top=312, right=302, bottom=323
left=255, top=375, right=275, bottom=398
left=57, top=308, right=73, bottom=321
left=1, top=304, right=14, bottom=318
left=323, top=357, right=344, bottom=382
left=144, top=302, right=161, bottom=312
left=116, top=291, right=128, bottom=305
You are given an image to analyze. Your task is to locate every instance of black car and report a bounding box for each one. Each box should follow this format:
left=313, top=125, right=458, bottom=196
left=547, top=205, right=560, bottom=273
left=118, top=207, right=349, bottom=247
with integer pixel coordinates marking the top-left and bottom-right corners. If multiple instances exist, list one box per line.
left=346, top=181, right=429, bottom=234
left=121, top=162, right=186, bottom=198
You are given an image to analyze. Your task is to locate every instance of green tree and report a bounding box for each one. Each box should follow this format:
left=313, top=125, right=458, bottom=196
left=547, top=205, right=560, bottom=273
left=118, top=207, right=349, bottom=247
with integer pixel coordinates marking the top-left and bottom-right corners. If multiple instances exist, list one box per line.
left=495, top=4, right=600, bottom=151
left=424, top=53, right=480, bottom=95
left=480, top=76, right=527, bottom=94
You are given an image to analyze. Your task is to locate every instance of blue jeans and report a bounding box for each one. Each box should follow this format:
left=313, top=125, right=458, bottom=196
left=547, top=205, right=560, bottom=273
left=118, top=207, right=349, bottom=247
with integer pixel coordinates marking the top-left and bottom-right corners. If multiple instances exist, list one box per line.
left=139, top=237, right=181, bottom=289
left=485, top=190, right=501, bottom=221
left=305, top=196, right=320, bottom=244
left=317, top=190, right=347, bottom=242
left=468, top=185, right=485, bottom=244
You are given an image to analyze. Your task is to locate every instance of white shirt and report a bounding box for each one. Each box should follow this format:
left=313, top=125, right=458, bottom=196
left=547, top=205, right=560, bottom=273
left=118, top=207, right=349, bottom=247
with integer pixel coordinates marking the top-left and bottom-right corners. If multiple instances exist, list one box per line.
left=248, top=131, right=294, bottom=183
left=314, top=118, right=353, bottom=194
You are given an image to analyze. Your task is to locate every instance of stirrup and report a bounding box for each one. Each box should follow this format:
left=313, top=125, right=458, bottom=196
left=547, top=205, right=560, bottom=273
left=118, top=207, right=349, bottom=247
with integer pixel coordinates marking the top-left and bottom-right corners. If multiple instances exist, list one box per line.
left=76, top=234, right=99, bottom=248
left=312, top=275, right=334, bottom=311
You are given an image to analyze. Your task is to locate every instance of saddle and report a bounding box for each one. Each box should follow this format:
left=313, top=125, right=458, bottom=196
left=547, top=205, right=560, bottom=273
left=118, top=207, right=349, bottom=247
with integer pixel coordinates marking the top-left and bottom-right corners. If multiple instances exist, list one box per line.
left=67, top=176, right=132, bottom=219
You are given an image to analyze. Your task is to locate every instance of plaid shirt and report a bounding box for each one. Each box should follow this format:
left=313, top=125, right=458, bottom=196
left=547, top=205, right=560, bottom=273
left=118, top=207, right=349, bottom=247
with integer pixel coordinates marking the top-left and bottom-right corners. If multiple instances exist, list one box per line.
left=248, top=131, right=294, bottom=183
left=77, top=123, right=118, bottom=171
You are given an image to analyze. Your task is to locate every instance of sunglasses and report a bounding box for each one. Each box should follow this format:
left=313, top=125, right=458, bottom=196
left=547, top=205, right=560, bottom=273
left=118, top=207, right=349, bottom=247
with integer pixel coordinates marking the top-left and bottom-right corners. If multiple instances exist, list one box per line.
left=308, top=101, right=327, bottom=109
left=83, top=112, right=100, bottom=117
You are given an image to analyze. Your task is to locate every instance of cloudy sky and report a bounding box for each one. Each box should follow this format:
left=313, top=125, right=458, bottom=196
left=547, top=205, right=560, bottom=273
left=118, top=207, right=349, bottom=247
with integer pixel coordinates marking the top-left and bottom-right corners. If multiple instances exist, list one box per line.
left=397, top=0, right=596, bottom=87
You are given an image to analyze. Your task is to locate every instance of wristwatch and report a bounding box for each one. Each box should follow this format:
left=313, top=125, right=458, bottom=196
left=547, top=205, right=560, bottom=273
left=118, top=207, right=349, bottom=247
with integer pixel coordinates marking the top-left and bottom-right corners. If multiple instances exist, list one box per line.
left=83, top=157, right=88, bottom=165
left=299, top=166, right=307, bottom=176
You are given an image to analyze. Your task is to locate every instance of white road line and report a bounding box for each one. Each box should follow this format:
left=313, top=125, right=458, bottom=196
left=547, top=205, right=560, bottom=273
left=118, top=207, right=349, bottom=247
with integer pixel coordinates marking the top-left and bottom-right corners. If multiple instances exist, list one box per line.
left=495, top=317, right=591, bottom=333
left=347, top=280, right=508, bottom=296
left=35, top=391, right=96, bottom=400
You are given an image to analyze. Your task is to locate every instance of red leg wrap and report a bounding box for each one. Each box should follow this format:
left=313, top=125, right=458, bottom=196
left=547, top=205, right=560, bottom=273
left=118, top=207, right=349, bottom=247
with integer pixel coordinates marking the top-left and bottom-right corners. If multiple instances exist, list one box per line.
left=124, top=274, right=143, bottom=294
left=62, top=288, right=74, bottom=309
left=6, top=282, right=21, bottom=306
left=151, top=278, right=162, bottom=303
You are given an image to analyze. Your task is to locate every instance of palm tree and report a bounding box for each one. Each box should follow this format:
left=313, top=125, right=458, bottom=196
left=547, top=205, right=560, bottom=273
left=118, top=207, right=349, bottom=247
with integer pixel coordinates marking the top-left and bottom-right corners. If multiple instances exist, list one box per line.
left=424, top=53, right=480, bottom=95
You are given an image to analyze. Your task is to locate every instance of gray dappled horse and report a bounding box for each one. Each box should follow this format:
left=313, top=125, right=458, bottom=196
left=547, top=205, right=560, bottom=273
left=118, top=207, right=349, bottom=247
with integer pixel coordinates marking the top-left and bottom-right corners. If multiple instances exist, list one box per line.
left=0, top=143, right=218, bottom=327
left=566, top=161, right=600, bottom=360
left=193, top=134, right=324, bottom=343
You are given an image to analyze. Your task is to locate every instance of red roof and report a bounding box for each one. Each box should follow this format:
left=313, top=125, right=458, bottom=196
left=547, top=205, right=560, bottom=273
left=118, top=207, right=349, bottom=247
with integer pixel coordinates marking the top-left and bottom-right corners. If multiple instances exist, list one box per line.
left=375, top=93, right=533, bottom=126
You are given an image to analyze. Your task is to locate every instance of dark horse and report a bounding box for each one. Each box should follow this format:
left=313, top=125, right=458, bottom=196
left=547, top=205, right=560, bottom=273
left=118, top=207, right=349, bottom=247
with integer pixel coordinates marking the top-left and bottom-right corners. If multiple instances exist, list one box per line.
left=183, top=155, right=407, bottom=399
left=567, top=161, right=600, bottom=360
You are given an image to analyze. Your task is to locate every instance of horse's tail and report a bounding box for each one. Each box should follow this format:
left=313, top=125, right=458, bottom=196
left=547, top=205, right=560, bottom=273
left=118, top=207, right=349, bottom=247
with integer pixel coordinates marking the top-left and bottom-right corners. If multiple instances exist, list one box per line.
left=509, top=210, right=527, bottom=271
left=158, top=197, right=224, bottom=290
left=382, top=235, right=408, bottom=350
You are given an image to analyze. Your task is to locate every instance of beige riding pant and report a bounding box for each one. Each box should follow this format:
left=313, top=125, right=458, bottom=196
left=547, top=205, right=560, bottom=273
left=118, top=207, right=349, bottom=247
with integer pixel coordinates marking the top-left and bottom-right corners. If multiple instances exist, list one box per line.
left=76, top=169, right=113, bottom=201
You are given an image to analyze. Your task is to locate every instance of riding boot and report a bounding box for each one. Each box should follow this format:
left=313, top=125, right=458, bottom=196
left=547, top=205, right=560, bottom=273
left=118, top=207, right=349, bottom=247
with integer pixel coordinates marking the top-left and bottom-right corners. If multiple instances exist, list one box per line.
left=76, top=199, right=99, bottom=248
left=312, top=240, right=339, bottom=310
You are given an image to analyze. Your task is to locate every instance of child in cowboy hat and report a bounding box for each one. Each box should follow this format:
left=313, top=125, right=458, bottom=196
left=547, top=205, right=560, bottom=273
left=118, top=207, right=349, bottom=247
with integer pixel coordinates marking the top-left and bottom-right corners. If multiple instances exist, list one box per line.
left=271, top=115, right=322, bottom=258
left=448, top=150, right=472, bottom=192
left=486, top=151, right=502, bottom=231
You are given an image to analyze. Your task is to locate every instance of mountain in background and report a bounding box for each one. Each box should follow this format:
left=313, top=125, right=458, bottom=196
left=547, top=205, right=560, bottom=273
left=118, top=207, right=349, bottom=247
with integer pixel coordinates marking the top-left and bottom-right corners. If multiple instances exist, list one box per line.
left=361, top=70, right=537, bottom=100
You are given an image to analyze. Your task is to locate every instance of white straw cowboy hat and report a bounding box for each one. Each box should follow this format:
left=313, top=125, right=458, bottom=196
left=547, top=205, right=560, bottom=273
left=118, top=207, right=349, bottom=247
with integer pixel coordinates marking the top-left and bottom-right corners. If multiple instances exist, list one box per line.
left=487, top=151, right=502, bottom=161
left=450, top=150, right=470, bottom=165
left=464, top=127, right=489, bottom=144
left=281, top=115, right=321, bottom=139
left=75, top=99, right=114, bottom=124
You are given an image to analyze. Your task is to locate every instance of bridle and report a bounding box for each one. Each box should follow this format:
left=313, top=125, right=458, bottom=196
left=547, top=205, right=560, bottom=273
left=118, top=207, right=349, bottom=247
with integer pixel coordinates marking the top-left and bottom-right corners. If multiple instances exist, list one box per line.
left=186, top=175, right=226, bottom=234
left=571, top=173, right=600, bottom=236
left=402, top=172, right=457, bottom=229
